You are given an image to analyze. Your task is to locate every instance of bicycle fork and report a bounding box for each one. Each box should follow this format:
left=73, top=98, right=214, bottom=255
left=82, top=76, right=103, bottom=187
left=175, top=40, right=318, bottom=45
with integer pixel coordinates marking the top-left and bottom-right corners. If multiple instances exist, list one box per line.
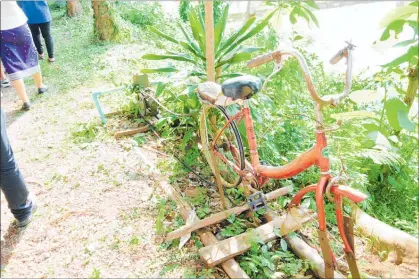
left=290, top=177, right=367, bottom=279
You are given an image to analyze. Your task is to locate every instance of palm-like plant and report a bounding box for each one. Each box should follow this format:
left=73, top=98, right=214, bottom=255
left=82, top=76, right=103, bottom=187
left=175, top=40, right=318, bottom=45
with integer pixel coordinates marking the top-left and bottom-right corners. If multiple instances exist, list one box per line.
left=141, top=4, right=277, bottom=81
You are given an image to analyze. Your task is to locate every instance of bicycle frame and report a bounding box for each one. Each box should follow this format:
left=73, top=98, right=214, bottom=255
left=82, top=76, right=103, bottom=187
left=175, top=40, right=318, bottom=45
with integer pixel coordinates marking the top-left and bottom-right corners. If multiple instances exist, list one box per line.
left=208, top=45, right=367, bottom=277
left=212, top=101, right=330, bottom=181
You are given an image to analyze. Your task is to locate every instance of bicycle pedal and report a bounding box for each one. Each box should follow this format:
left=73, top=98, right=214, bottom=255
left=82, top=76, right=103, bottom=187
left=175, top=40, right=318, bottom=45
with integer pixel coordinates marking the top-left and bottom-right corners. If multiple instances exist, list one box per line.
left=247, top=192, right=267, bottom=212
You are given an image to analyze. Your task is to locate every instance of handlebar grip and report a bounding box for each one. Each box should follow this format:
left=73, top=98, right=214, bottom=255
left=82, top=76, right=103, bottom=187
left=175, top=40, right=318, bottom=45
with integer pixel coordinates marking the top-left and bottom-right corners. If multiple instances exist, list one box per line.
left=330, top=47, right=346, bottom=65
left=247, top=52, right=274, bottom=68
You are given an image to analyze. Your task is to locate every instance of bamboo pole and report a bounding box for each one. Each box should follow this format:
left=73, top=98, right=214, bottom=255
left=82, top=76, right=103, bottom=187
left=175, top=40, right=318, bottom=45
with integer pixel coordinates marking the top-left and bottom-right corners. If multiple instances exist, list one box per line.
left=205, top=1, right=215, bottom=82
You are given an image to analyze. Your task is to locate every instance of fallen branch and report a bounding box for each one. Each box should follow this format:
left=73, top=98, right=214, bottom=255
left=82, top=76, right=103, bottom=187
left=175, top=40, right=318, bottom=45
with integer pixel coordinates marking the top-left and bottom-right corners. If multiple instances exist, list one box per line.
left=351, top=205, right=419, bottom=264
left=286, top=235, right=345, bottom=279
left=165, top=186, right=293, bottom=242
left=114, top=125, right=151, bottom=138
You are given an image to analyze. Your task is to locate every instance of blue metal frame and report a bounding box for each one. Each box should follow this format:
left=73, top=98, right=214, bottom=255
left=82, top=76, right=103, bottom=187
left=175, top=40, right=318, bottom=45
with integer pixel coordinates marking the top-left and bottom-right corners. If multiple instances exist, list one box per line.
left=92, top=86, right=126, bottom=124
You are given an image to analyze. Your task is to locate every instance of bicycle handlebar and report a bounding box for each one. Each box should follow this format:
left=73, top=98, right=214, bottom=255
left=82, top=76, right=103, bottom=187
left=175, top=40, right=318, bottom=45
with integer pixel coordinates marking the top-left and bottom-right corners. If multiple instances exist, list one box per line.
left=247, top=52, right=274, bottom=68
left=247, top=43, right=355, bottom=108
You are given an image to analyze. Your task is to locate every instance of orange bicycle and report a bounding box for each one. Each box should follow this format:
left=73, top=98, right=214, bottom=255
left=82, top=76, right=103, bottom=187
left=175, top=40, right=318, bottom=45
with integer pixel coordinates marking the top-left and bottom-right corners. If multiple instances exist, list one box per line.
left=198, top=42, right=367, bottom=278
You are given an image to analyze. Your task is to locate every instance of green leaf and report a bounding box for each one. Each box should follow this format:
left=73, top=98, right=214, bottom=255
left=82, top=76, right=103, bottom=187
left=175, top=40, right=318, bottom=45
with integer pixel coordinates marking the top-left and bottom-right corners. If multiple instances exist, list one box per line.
left=147, top=26, right=179, bottom=44
left=273, top=226, right=281, bottom=237
left=330, top=111, right=379, bottom=121
left=397, top=110, right=416, bottom=131
left=380, top=20, right=405, bottom=41
left=289, top=9, right=297, bottom=24
left=293, top=35, right=303, bottom=41
left=382, top=45, right=418, bottom=67
left=214, top=5, right=229, bottom=52
left=384, top=97, right=414, bottom=131
left=216, top=46, right=262, bottom=66
left=304, top=0, right=319, bottom=9
left=218, top=73, right=244, bottom=79
left=156, top=82, right=167, bottom=97
left=349, top=89, right=384, bottom=104
left=216, top=52, right=253, bottom=68
left=379, top=5, right=418, bottom=28
left=280, top=238, right=288, bottom=252
left=219, top=9, right=277, bottom=60
left=367, top=131, right=392, bottom=150
left=142, top=53, right=195, bottom=63
left=393, top=38, right=418, bottom=47
left=178, top=22, right=204, bottom=59
left=188, top=6, right=205, bottom=52
left=217, top=16, right=256, bottom=57
left=303, top=7, right=319, bottom=27
left=141, top=67, right=179, bottom=73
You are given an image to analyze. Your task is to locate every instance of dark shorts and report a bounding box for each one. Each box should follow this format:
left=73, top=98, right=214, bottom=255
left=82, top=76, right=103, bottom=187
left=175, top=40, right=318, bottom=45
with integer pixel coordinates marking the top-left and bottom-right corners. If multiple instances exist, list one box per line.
left=0, top=24, right=40, bottom=81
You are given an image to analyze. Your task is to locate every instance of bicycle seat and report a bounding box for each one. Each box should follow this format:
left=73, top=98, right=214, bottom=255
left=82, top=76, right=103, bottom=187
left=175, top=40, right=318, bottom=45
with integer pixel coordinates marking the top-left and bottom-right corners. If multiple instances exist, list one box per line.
left=197, top=82, right=221, bottom=103
left=222, top=75, right=262, bottom=100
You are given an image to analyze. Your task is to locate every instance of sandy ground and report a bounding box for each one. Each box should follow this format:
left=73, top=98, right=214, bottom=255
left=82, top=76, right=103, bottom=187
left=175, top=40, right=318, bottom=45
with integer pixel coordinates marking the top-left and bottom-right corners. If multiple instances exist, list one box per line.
left=0, top=81, right=196, bottom=278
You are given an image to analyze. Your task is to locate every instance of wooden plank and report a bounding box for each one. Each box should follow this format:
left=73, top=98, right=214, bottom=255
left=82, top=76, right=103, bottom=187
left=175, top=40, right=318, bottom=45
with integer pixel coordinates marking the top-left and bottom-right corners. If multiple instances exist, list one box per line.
left=199, top=207, right=315, bottom=267
left=200, top=232, right=250, bottom=279
left=156, top=178, right=249, bottom=279
left=165, top=186, right=293, bottom=241
left=204, top=1, right=215, bottom=81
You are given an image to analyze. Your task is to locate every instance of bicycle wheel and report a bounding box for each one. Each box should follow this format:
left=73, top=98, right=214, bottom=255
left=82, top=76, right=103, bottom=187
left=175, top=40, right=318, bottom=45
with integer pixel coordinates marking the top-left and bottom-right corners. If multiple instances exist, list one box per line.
left=200, top=104, right=245, bottom=188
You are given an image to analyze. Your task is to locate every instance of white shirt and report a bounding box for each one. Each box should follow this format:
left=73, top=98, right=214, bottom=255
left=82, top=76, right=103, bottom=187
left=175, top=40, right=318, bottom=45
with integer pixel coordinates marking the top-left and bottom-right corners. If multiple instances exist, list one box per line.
left=1, top=1, right=27, bottom=30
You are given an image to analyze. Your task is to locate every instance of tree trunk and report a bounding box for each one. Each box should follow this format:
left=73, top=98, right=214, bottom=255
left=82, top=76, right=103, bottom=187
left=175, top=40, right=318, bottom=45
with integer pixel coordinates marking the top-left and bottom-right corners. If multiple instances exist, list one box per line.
left=404, top=66, right=418, bottom=109
left=91, top=0, right=120, bottom=41
left=66, top=0, right=81, bottom=17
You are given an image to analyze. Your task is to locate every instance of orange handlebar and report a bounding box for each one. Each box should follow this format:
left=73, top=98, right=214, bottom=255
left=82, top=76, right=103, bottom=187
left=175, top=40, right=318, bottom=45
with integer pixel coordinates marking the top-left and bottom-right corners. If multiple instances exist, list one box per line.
left=247, top=52, right=274, bottom=68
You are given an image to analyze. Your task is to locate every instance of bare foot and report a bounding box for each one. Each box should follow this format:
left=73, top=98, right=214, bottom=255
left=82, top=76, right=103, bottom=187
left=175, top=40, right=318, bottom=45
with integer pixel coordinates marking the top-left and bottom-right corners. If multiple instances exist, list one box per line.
left=48, top=58, right=55, bottom=63
left=39, top=53, right=45, bottom=60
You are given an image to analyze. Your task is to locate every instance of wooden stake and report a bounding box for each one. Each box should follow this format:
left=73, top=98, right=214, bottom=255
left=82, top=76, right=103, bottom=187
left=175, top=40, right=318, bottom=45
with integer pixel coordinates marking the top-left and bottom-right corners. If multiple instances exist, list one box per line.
left=205, top=1, right=215, bottom=82
left=211, top=150, right=227, bottom=210
left=165, top=186, right=293, bottom=241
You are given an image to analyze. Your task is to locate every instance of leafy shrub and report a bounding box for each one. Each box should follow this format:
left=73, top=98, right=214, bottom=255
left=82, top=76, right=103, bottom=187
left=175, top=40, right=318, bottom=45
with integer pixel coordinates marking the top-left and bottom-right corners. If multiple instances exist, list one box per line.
left=117, top=1, right=163, bottom=27
left=179, top=0, right=227, bottom=24
left=142, top=4, right=275, bottom=80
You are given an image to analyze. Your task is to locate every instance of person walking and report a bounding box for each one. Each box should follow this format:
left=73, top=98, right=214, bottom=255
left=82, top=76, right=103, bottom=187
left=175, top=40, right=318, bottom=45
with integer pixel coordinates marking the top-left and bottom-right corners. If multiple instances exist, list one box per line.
left=0, top=1, right=48, bottom=111
left=0, top=108, right=37, bottom=228
left=17, top=0, right=55, bottom=63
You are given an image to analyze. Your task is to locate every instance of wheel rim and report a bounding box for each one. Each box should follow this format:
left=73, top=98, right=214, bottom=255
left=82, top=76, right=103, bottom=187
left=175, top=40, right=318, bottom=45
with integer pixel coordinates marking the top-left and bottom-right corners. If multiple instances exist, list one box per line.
left=200, top=105, right=244, bottom=188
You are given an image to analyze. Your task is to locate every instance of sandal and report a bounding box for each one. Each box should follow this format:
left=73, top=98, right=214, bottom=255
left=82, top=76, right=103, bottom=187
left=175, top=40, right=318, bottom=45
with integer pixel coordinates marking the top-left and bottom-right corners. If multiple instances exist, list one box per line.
left=39, top=53, right=45, bottom=60
left=48, top=58, right=55, bottom=63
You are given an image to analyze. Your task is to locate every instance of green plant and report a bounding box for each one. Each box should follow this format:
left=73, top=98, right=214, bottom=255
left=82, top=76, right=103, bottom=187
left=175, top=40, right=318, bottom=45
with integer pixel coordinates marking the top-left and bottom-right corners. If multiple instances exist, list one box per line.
left=142, top=4, right=276, bottom=81
left=70, top=121, right=103, bottom=143
left=179, top=0, right=226, bottom=24
left=220, top=214, right=248, bottom=238
left=89, top=268, right=101, bottom=279
left=239, top=239, right=310, bottom=278
left=267, top=0, right=320, bottom=27
left=117, top=1, right=163, bottom=27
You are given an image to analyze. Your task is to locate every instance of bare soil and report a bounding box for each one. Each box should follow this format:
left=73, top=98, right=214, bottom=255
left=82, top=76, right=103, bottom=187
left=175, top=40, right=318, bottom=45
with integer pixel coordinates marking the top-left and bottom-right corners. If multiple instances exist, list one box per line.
left=0, top=84, right=198, bottom=278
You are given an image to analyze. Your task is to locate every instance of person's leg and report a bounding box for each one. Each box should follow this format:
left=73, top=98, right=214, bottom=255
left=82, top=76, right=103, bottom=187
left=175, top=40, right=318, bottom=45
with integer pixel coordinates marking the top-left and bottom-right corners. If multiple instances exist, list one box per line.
left=32, top=71, right=46, bottom=92
left=0, top=63, right=10, bottom=88
left=0, top=108, right=33, bottom=223
left=28, top=24, right=44, bottom=58
left=10, top=79, right=30, bottom=104
left=39, top=22, right=54, bottom=61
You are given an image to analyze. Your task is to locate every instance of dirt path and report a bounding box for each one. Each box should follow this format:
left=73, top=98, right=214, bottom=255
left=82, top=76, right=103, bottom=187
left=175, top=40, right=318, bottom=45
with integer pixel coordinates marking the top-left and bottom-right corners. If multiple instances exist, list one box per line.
left=0, top=84, right=195, bottom=278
